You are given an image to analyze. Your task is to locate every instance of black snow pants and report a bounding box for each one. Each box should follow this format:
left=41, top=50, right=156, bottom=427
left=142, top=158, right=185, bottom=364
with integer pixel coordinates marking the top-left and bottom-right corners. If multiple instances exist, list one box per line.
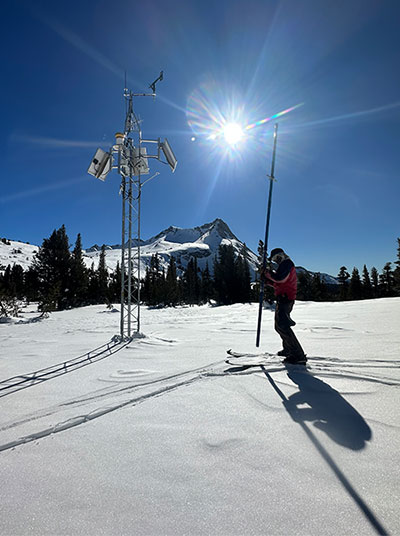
left=274, top=296, right=306, bottom=359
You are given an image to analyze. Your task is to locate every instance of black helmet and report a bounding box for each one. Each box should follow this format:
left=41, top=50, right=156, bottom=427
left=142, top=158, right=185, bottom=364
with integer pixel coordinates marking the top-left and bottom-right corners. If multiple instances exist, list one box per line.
left=269, top=248, right=284, bottom=261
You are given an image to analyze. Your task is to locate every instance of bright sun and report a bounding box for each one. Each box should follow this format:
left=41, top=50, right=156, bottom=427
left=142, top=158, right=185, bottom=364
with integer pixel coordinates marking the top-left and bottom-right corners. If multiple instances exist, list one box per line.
left=223, top=122, right=243, bottom=145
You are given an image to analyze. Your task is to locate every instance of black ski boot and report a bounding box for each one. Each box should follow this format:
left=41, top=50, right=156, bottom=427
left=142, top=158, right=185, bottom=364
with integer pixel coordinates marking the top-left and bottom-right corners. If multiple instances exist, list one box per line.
left=277, top=349, right=289, bottom=357
left=283, top=354, right=307, bottom=365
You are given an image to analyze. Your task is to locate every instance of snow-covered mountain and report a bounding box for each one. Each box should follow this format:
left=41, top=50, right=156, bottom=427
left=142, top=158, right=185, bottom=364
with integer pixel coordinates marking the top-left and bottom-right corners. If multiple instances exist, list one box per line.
left=296, top=266, right=339, bottom=286
left=84, top=218, right=259, bottom=278
left=1, top=220, right=338, bottom=284
left=0, top=239, right=39, bottom=271
left=0, top=219, right=256, bottom=277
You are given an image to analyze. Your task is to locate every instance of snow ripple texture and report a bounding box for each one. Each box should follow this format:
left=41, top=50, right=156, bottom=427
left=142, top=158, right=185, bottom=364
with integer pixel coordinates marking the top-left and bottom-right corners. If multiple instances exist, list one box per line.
left=0, top=300, right=399, bottom=536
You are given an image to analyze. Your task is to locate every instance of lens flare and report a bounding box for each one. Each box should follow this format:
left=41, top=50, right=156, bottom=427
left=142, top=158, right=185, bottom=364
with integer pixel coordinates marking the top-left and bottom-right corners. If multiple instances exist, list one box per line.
left=245, top=103, right=304, bottom=131
left=186, top=80, right=303, bottom=163
left=186, top=82, right=248, bottom=160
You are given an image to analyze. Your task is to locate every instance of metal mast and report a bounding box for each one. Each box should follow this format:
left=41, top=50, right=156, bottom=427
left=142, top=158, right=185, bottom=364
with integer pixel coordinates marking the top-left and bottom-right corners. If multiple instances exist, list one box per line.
left=117, top=75, right=163, bottom=339
left=256, top=123, right=278, bottom=347
left=87, top=70, right=177, bottom=341
left=118, top=88, right=140, bottom=339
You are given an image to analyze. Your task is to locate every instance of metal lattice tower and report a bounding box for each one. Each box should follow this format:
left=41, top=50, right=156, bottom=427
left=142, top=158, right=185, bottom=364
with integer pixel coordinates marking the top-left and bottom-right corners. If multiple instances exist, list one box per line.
left=119, top=171, right=141, bottom=339
left=88, top=71, right=177, bottom=341
left=116, top=88, right=145, bottom=339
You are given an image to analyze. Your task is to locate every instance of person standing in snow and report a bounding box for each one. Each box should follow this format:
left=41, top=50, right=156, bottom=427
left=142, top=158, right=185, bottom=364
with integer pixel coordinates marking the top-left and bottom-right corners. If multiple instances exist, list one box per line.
left=264, top=248, right=307, bottom=364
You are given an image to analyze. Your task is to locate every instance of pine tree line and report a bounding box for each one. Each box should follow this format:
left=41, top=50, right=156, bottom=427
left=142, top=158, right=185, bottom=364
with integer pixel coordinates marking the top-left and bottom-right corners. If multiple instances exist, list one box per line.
left=0, top=226, right=120, bottom=313
left=141, top=243, right=253, bottom=306
left=1, top=229, right=399, bottom=311
left=297, top=238, right=400, bottom=301
left=0, top=226, right=254, bottom=311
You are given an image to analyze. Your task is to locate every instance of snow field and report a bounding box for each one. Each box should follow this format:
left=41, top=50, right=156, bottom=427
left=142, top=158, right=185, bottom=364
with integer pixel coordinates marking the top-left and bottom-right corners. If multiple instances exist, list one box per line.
left=0, top=298, right=399, bottom=535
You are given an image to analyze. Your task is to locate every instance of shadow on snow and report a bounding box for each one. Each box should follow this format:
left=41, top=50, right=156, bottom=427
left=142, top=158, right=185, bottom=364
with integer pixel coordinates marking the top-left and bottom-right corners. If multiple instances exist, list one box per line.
left=283, top=368, right=372, bottom=451
left=263, top=366, right=387, bottom=535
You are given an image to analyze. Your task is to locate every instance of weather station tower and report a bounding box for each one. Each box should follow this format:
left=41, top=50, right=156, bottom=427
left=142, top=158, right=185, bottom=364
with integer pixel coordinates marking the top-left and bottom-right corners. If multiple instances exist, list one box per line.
left=87, top=72, right=177, bottom=340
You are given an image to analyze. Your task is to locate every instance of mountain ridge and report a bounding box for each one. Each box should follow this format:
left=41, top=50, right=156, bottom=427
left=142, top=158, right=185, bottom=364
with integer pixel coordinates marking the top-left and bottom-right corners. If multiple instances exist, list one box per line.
left=0, top=219, right=338, bottom=285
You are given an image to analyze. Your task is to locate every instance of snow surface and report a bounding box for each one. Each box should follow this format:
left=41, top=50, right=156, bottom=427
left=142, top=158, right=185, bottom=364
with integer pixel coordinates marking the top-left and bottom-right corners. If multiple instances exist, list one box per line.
left=0, top=298, right=399, bottom=535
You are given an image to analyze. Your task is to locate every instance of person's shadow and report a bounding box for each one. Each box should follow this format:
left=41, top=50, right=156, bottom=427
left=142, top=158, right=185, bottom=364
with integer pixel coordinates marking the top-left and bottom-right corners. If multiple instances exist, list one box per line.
left=282, top=368, right=372, bottom=450
left=263, top=367, right=389, bottom=534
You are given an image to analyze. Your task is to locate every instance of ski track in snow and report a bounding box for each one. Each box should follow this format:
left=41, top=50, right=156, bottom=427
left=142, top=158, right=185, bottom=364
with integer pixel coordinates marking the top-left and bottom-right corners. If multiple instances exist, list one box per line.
left=1, top=351, right=398, bottom=454
left=0, top=375, right=201, bottom=453
left=1, top=300, right=399, bottom=535
left=0, top=358, right=230, bottom=451
left=0, top=308, right=398, bottom=432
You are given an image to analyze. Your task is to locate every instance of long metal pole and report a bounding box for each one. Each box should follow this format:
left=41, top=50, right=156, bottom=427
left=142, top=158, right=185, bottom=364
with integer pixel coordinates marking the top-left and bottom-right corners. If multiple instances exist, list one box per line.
left=127, top=175, right=133, bottom=337
left=137, top=129, right=143, bottom=335
left=137, top=174, right=141, bottom=333
left=256, top=123, right=278, bottom=347
left=120, top=176, right=126, bottom=339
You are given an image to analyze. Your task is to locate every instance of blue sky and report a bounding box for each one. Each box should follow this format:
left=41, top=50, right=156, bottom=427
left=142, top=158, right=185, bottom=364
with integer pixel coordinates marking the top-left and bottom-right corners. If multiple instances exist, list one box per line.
left=1, top=0, right=399, bottom=276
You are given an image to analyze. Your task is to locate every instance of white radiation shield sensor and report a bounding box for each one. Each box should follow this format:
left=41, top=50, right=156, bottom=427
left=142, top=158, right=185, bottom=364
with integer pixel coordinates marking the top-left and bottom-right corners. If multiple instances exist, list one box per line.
left=133, top=147, right=150, bottom=176
left=161, top=138, right=177, bottom=172
left=88, top=148, right=112, bottom=181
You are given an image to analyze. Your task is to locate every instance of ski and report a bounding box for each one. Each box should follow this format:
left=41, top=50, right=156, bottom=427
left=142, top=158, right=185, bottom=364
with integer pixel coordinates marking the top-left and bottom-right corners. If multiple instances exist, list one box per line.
left=227, top=349, right=277, bottom=359
left=226, top=349, right=308, bottom=368
left=225, top=356, right=281, bottom=368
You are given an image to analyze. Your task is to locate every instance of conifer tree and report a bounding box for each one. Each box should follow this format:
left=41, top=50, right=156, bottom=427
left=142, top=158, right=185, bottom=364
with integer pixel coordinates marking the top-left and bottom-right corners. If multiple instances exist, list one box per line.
left=1, top=265, right=13, bottom=298
left=97, top=245, right=109, bottom=303
left=159, top=267, right=167, bottom=305
left=349, top=267, right=362, bottom=300
left=243, top=255, right=252, bottom=303
left=370, top=267, right=379, bottom=298
left=214, top=244, right=236, bottom=305
left=165, top=256, right=179, bottom=306
left=362, top=265, right=372, bottom=299
left=10, top=265, right=24, bottom=299
left=70, top=233, right=89, bottom=307
left=241, top=245, right=252, bottom=302
left=146, top=254, right=164, bottom=306
left=380, top=262, right=394, bottom=297
left=142, top=266, right=151, bottom=304
left=393, top=238, right=400, bottom=295
left=200, top=262, right=213, bottom=304
left=337, top=266, right=350, bottom=300
left=109, top=262, right=121, bottom=303
left=183, top=257, right=200, bottom=305
left=194, top=258, right=200, bottom=303
left=33, top=225, right=72, bottom=311
left=87, top=262, right=99, bottom=304
left=297, top=270, right=313, bottom=301
left=24, top=266, right=40, bottom=303
left=234, top=252, right=252, bottom=303
left=311, top=272, right=327, bottom=301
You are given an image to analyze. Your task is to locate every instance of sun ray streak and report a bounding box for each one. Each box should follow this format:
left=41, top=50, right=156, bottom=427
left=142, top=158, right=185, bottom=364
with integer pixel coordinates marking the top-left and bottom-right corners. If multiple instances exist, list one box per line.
left=0, top=177, right=89, bottom=204
left=10, top=134, right=104, bottom=149
left=197, top=158, right=225, bottom=220
left=31, top=8, right=185, bottom=114
left=290, top=101, right=400, bottom=130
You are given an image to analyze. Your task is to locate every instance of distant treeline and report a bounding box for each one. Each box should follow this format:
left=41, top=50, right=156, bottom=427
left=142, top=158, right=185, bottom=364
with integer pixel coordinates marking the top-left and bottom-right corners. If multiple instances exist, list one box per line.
left=298, top=253, right=400, bottom=302
left=0, top=225, right=253, bottom=313
left=0, top=228, right=399, bottom=315
left=256, top=240, right=400, bottom=302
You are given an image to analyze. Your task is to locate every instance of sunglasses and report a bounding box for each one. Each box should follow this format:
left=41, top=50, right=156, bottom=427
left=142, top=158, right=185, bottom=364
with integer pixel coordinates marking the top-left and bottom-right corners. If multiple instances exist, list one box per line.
left=271, top=254, right=283, bottom=264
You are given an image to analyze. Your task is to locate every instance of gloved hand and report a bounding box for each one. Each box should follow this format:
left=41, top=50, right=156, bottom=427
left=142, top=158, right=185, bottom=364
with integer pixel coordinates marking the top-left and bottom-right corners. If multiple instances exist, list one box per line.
left=263, top=269, right=273, bottom=282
